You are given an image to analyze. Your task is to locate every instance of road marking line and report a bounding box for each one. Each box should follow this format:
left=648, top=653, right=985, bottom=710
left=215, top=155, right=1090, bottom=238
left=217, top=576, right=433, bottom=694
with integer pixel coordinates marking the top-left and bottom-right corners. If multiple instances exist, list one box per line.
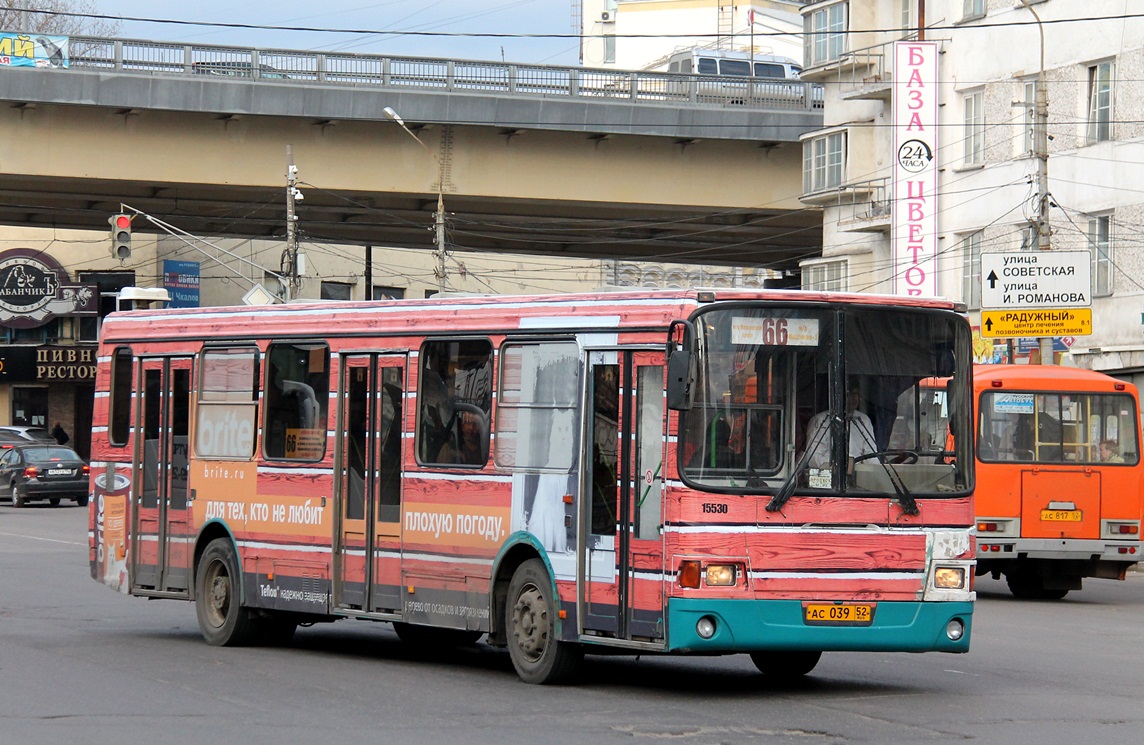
left=0, top=531, right=85, bottom=546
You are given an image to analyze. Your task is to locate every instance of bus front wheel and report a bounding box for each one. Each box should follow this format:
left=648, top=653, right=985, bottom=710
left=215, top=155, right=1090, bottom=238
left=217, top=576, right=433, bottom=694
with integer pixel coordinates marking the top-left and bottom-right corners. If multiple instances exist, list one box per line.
left=195, top=538, right=257, bottom=646
left=750, top=650, right=822, bottom=678
left=506, top=559, right=582, bottom=684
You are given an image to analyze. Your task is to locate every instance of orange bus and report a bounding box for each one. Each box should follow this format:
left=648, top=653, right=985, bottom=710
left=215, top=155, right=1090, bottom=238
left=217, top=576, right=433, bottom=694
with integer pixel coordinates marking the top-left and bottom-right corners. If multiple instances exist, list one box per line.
left=88, top=289, right=976, bottom=683
left=973, top=364, right=1143, bottom=598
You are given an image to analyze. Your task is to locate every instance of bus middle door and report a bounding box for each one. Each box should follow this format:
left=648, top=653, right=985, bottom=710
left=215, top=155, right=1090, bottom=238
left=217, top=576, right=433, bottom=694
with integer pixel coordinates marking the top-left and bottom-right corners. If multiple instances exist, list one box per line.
left=334, top=353, right=406, bottom=614
left=583, top=350, right=666, bottom=642
left=131, top=356, right=193, bottom=596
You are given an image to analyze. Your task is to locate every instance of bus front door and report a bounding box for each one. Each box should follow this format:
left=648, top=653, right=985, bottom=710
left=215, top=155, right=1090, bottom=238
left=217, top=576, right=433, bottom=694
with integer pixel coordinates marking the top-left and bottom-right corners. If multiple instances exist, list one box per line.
left=131, top=357, right=193, bottom=596
left=583, top=350, right=666, bottom=642
left=334, top=353, right=406, bottom=614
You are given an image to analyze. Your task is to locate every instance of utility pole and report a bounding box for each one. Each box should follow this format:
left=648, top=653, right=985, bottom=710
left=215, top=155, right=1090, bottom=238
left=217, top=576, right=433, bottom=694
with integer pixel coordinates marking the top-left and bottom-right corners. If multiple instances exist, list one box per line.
left=1022, top=0, right=1053, bottom=365
left=384, top=107, right=448, bottom=295
left=434, top=189, right=446, bottom=295
left=364, top=244, right=373, bottom=300
left=285, top=145, right=300, bottom=302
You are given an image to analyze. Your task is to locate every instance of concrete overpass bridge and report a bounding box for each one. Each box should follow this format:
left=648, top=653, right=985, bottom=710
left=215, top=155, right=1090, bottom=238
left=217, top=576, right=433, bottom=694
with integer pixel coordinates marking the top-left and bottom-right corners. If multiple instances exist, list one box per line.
left=0, top=36, right=823, bottom=270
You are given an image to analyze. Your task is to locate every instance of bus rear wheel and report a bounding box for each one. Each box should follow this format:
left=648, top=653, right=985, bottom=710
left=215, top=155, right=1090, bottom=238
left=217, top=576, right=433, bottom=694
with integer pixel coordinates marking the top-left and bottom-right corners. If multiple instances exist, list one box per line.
left=750, top=650, right=822, bottom=678
left=1006, top=566, right=1069, bottom=600
left=259, top=616, right=298, bottom=646
left=506, top=559, right=581, bottom=684
left=195, top=538, right=257, bottom=646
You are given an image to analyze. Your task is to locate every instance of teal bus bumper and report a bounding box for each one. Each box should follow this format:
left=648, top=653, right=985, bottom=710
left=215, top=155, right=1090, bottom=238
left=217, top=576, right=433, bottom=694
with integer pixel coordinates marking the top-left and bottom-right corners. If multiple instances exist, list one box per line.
left=667, top=599, right=972, bottom=654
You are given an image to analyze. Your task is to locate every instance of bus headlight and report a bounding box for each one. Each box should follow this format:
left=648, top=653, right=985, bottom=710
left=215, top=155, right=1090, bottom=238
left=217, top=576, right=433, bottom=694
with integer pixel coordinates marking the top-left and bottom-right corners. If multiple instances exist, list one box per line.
left=933, top=566, right=966, bottom=590
left=704, top=564, right=737, bottom=586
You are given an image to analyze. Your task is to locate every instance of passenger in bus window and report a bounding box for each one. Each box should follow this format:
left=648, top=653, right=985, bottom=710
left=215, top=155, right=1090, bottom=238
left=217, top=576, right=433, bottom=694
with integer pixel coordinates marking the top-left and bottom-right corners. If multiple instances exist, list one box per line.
left=1100, top=438, right=1124, bottom=463
left=1013, top=416, right=1035, bottom=460
left=438, top=410, right=486, bottom=465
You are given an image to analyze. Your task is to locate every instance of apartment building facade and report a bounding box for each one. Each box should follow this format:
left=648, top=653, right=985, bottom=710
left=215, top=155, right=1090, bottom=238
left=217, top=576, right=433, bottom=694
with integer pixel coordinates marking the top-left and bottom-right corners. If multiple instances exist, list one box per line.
left=798, top=0, right=1144, bottom=385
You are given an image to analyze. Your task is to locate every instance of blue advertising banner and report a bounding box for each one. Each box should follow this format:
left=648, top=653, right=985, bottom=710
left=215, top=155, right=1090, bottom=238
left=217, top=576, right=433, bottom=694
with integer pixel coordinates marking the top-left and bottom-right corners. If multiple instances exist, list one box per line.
left=1016, top=337, right=1069, bottom=354
left=163, top=260, right=200, bottom=308
left=0, top=33, right=69, bottom=68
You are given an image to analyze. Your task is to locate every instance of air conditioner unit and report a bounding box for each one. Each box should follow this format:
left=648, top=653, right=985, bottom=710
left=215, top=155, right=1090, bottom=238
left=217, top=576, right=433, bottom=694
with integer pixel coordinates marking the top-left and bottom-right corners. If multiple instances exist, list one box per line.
left=600, top=11, right=613, bottom=22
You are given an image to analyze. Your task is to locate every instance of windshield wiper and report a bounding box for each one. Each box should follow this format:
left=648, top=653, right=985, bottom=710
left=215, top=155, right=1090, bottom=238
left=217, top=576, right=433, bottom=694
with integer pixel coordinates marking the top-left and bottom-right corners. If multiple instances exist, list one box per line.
left=877, top=459, right=919, bottom=516
left=852, top=417, right=919, bottom=516
left=766, top=415, right=831, bottom=513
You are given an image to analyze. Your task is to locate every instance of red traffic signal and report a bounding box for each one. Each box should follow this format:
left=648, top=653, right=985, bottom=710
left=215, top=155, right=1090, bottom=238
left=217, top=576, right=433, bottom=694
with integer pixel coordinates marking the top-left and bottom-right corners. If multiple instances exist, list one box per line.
left=109, top=213, right=132, bottom=260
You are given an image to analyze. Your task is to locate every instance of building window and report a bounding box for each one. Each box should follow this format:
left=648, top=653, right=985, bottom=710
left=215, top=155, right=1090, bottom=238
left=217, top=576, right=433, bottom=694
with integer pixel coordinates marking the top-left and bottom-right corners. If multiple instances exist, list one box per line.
left=901, top=0, right=912, bottom=30
left=962, top=231, right=982, bottom=310
left=1089, top=215, right=1112, bottom=297
left=801, top=259, right=847, bottom=292
left=77, top=270, right=135, bottom=344
left=802, top=131, right=846, bottom=193
left=806, top=2, right=846, bottom=66
left=1087, top=61, right=1113, bottom=143
left=320, top=281, right=353, bottom=300
left=371, top=286, right=405, bottom=300
left=962, top=0, right=985, bottom=20
left=12, top=387, right=48, bottom=427
left=963, top=91, right=984, bottom=165
left=11, top=325, right=45, bottom=343
left=603, top=35, right=616, bottom=64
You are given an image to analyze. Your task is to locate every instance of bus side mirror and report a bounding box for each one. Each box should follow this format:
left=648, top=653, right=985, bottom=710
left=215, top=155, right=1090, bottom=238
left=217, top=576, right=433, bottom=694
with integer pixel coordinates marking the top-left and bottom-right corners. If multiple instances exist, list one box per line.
left=666, top=319, right=695, bottom=411
left=667, top=350, right=692, bottom=410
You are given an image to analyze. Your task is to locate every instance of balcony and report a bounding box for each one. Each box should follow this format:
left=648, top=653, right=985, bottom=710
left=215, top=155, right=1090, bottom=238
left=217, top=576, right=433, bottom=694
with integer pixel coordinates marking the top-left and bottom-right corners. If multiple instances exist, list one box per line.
left=837, top=43, right=893, bottom=102
left=803, top=36, right=916, bottom=101
left=837, top=178, right=892, bottom=232
left=803, top=178, right=891, bottom=233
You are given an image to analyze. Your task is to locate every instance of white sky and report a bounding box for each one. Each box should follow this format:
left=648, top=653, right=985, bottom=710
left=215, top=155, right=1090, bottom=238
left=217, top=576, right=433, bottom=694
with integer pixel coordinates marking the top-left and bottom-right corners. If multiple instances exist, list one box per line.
left=95, top=1, right=582, bottom=65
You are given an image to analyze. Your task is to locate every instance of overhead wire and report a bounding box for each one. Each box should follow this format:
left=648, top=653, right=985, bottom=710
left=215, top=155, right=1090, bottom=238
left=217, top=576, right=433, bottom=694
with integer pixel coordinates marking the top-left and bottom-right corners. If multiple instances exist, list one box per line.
left=15, top=6, right=1144, bottom=39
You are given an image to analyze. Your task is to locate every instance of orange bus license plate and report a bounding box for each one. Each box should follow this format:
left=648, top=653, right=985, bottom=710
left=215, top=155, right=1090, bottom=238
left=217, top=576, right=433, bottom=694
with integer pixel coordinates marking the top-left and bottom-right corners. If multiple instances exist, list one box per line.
left=804, top=603, right=875, bottom=625
left=1041, top=509, right=1082, bottom=522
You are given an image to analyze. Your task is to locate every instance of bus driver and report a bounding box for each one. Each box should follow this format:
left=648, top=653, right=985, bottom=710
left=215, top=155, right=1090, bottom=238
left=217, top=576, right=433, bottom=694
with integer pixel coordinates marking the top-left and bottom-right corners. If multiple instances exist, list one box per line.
left=806, top=385, right=876, bottom=473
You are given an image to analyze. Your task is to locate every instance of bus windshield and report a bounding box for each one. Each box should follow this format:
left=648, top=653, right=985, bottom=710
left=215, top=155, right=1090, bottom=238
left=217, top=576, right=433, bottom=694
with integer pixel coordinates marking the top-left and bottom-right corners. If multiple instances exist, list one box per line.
left=979, top=390, right=1139, bottom=465
left=679, top=304, right=971, bottom=497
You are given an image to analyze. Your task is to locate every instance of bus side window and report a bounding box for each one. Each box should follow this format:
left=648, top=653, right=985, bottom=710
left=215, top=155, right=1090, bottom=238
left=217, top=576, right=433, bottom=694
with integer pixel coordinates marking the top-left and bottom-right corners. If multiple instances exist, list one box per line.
left=109, top=346, right=133, bottom=447
left=418, top=339, right=493, bottom=467
left=264, top=343, right=329, bottom=461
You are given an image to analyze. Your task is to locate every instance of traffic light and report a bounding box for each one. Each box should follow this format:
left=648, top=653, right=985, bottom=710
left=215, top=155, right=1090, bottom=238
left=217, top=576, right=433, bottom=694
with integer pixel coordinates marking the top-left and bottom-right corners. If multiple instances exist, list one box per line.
left=110, top=214, right=132, bottom=260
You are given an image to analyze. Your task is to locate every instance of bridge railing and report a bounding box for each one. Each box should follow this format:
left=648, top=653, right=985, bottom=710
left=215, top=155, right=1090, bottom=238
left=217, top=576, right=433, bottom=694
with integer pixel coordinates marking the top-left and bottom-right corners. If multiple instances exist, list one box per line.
left=68, top=36, right=823, bottom=112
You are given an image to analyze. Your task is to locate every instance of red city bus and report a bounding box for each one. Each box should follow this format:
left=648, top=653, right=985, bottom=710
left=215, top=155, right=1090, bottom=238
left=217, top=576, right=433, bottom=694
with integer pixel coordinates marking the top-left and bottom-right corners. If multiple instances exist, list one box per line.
left=88, top=289, right=975, bottom=683
left=973, top=364, right=1143, bottom=598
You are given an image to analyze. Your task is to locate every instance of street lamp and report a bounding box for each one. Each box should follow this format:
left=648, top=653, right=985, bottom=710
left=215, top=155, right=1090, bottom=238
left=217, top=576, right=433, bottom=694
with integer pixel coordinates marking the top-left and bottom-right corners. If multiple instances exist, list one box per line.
left=383, top=106, right=447, bottom=295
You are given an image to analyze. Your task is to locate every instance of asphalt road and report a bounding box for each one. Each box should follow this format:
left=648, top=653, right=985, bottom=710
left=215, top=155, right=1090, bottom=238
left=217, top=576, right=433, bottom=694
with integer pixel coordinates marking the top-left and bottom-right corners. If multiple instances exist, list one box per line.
left=2, top=503, right=1142, bottom=745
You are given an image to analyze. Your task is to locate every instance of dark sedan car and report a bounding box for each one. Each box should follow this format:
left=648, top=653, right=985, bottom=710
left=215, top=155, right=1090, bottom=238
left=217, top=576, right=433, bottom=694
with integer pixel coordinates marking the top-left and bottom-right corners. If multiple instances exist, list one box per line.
left=1, top=445, right=90, bottom=507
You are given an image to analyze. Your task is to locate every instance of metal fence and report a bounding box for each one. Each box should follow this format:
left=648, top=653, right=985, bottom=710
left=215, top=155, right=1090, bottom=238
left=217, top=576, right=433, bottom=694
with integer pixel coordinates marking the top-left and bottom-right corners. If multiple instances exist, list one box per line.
left=68, top=36, right=823, bottom=112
